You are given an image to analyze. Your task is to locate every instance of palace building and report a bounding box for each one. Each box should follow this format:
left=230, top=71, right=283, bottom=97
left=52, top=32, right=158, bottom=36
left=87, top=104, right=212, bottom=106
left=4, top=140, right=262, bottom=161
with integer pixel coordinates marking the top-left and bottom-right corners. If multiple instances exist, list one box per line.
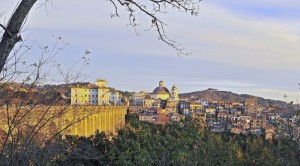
left=71, top=79, right=120, bottom=106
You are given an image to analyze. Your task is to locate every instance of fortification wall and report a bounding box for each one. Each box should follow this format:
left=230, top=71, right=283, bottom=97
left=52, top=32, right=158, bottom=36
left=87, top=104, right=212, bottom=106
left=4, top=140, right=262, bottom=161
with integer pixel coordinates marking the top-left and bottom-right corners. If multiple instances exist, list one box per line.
left=0, top=106, right=127, bottom=138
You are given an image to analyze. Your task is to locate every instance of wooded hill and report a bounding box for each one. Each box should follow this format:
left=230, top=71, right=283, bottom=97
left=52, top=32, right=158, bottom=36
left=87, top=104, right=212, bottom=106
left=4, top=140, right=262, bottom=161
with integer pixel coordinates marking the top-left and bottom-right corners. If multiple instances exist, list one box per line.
left=179, top=88, right=288, bottom=108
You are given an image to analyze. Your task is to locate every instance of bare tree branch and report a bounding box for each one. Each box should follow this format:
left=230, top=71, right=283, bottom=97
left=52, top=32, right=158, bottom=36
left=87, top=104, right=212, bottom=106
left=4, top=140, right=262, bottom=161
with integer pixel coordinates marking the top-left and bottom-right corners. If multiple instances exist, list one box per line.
left=0, top=0, right=37, bottom=73
left=109, top=0, right=200, bottom=56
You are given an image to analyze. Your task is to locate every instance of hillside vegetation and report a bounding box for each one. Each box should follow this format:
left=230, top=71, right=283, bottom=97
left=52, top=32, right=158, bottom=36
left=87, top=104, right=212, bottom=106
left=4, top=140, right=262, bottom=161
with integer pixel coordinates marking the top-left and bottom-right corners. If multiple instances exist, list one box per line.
left=49, top=116, right=299, bottom=165
left=179, top=89, right=288, bottom=108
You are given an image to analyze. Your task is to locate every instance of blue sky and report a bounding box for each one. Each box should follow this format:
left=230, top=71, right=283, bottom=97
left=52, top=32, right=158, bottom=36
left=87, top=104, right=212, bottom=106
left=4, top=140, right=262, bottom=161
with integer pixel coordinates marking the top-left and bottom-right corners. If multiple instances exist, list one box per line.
left=1, top=0, right=300, bottom=101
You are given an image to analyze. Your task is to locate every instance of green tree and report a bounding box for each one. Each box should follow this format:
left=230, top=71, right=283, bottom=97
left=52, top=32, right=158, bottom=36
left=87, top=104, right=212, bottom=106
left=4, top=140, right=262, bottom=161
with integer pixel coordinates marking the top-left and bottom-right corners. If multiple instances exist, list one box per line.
left=48, top=116, right=300, bottom=165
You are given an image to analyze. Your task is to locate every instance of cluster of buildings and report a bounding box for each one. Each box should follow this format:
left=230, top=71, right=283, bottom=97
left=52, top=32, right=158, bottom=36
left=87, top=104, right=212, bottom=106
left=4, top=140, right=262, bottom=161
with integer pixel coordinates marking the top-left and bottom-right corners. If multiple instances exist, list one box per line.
left=71, top=79, right=300, bottom=141
left=129, top=81, right=300, bottom=141
left=71, top=79, right=128, bottom=106
left=132, top=81, right=179, bottom=113
left=202, top=103, right=300, bottom=141
left=130, top=80, right=190, bottom=125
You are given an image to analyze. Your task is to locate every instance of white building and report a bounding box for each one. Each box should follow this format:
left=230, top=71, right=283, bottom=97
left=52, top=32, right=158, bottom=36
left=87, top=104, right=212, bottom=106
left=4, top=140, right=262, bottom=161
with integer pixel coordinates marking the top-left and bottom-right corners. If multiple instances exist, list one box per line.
left=200, top=101, right=209, bottom=106
left=71, top=79, right=111, bottom=105
left=133, top=91, right=148, bottom=106
left=110, top=90, right=121, bottom=105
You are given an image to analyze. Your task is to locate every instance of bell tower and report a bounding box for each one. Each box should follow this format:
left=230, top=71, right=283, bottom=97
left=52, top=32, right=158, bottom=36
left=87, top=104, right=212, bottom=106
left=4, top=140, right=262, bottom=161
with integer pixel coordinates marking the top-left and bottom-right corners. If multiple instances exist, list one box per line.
left=171, top=85, right=178, bottom=100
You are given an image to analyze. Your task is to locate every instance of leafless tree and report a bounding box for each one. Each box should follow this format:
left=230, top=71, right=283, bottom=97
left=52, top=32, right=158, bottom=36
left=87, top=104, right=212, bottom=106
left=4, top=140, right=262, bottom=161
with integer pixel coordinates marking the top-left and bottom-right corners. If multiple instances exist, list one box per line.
left=0, top=0, right=201, bottom=73
left=0, top=36, right=93, bottom=165
left=0, top=0, right=201, bottom=164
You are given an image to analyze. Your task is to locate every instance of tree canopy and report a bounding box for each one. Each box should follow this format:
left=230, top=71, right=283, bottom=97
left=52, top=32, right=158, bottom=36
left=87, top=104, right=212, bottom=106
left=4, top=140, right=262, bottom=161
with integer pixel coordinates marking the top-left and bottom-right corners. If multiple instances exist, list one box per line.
left=39, top=116, right=300, bottom=165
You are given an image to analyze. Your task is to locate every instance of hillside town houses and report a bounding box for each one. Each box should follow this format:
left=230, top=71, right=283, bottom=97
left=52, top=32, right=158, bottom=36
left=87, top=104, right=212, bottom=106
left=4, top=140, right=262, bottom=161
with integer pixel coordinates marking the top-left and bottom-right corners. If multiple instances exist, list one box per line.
left=71, top=79, right=300, bottom=141
left=129, top=81, right=300, bottom=141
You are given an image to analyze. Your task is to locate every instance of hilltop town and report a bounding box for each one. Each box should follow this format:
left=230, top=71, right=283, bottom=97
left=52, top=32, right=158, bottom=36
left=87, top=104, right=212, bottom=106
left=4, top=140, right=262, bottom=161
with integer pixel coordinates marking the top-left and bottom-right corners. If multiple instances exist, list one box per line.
left=1, top=79, right=300, bottom=164
left=1, top=79, right=299, bottom=141
left=62, top=79, right=300, bottom=141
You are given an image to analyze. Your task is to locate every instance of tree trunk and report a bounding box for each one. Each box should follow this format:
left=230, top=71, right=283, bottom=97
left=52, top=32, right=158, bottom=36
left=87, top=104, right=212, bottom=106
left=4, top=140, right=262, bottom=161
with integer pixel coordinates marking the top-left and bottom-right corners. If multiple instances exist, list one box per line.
left=0, top=0, right=37, bottom=73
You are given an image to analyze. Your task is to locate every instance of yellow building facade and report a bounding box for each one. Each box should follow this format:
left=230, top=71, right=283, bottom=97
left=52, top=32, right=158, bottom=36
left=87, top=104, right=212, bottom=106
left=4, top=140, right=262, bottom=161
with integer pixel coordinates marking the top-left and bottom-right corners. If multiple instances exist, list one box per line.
left=190, top=103, right=203, bottom=112
left=71, top=87, right=98, bottom=105
left=166, top=100, right=178, bottom=113
left=71, top=79, right=111, bottom=106
left=98, top=87, right=110, bottom=105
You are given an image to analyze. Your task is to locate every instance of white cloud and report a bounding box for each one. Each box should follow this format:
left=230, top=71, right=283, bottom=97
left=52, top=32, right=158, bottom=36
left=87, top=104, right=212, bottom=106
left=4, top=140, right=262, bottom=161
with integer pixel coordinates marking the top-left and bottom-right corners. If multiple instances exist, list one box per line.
left=165, top=2, right=300, bottom=71
left=209, top=0, right=300, bottom=13
left=1, top=0, right=299, bottom=101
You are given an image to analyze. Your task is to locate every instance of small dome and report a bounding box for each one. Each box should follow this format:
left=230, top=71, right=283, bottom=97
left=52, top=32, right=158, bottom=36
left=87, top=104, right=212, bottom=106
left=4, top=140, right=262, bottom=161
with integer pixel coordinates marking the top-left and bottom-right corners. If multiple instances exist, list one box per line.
left=172, top=85, right=177, bottom=90
left=159, top=80, right=165, bottom=87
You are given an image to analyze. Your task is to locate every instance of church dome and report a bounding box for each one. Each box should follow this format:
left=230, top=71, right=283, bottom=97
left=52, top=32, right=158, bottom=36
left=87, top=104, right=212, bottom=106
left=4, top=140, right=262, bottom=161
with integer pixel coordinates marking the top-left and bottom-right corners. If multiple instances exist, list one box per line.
left=151, top=81, right=171, bottom=100
left=152, top=86, right=170, bottom=94
left=152, top=81, right=170, bottom=94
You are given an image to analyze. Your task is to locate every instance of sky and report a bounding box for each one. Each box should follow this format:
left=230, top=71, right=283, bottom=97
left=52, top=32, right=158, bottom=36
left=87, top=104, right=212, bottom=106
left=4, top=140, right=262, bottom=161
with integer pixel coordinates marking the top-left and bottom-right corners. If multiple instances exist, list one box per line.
left=0, top=0, right=300, bottom=102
